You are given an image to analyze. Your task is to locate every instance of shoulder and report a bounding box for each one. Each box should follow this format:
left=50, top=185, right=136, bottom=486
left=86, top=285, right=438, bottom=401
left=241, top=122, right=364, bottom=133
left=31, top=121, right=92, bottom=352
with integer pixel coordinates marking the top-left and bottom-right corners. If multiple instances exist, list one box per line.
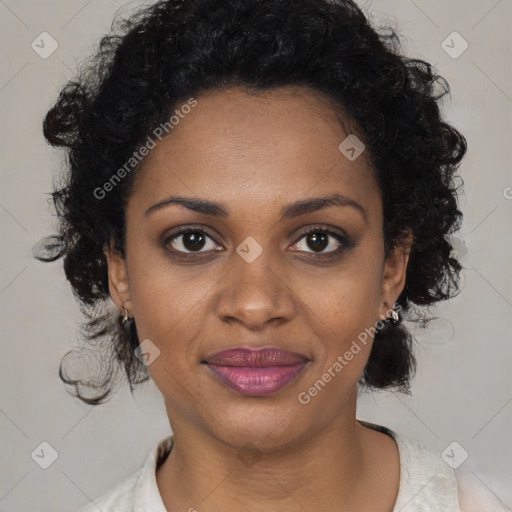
left=454, top=466, right=509, bottom=512
left=360, top=421, right=507, bottom=512
left=357, top=420, right=461, bottom=510
left=77, top=471, right=140, bottom=512
left=76, top=435, right=174, bottom=512
left=393, top=433, right=508, bottom=511
left=391, top=432, right=461, bottom=511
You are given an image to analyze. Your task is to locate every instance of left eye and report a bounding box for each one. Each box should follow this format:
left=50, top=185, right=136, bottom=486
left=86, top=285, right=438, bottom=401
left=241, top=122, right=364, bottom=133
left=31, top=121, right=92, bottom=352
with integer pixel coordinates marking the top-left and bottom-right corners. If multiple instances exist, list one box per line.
left=291, top=228, right=346, bottom=254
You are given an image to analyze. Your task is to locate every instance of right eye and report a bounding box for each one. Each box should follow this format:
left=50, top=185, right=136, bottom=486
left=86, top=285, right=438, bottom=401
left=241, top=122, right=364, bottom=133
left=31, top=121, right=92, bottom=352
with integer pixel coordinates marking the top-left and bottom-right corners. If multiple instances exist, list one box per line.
left=163, top=227, right=223, bottom=256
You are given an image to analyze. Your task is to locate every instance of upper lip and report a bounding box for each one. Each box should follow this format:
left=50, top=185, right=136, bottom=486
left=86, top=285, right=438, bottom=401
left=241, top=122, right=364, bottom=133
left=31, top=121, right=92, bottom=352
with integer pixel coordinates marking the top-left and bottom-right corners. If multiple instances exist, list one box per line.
left=203, top=347, right=309, bottom=367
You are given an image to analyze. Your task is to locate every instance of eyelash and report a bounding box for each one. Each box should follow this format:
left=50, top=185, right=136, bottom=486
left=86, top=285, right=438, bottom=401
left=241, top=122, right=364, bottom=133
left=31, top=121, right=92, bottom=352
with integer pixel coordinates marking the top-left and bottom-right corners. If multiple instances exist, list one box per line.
left=162, top=225, right=352, bottom=260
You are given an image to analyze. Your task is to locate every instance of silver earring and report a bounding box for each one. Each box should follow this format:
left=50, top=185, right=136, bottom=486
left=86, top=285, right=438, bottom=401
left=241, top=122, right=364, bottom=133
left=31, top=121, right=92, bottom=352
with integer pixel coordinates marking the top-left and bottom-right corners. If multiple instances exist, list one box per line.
left=389, top=309, right=399, bottom=324
left=121, top=306, right=135, bottom=343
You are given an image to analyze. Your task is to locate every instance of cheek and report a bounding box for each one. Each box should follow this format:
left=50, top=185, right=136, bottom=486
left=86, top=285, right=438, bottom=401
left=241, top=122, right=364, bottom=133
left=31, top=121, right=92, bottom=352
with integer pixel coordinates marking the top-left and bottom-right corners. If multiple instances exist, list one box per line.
left=299, top=253, right=383, bottom=379
left=306, top=287, right=378, bottom=369
left=125, top=250, right=212, bottom=386
left=304, top=253, right=383, bottom=331
left=126, top=235, right=207, bottom=338
left=129, top=262, right=208, bottom=407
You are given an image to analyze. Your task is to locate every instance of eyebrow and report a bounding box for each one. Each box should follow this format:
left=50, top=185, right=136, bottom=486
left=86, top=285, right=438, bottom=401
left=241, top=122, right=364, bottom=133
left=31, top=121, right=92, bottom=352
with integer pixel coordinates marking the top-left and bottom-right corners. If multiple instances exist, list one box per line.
left=144, top=193, right=367, bottom=223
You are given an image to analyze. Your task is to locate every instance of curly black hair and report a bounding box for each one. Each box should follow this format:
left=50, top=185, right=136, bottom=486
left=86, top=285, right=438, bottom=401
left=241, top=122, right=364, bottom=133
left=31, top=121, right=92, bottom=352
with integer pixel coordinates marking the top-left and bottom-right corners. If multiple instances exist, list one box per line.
left=40, top=0, right=467, bottom=405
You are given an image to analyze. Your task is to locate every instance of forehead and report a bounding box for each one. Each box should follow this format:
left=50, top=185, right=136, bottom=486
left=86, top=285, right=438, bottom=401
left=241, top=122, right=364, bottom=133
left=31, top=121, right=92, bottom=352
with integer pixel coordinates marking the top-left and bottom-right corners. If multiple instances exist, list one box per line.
left=128, top=86, right=380, bottom=219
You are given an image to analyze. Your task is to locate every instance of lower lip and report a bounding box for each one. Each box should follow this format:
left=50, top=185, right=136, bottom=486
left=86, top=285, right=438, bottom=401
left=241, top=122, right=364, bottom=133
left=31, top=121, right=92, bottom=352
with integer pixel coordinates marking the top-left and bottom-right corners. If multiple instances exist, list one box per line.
left=204, top=363, right=307, bottom=396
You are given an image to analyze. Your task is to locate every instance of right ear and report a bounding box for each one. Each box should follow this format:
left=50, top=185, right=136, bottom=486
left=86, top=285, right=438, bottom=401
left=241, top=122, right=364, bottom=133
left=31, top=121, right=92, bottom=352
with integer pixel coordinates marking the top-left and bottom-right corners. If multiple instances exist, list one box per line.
left=104, top=240, right=131, bottom=313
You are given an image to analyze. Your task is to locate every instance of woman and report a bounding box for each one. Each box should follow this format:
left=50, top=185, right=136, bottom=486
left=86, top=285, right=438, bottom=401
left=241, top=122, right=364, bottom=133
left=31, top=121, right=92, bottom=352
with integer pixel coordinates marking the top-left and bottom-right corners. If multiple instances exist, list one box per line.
left=39, top=0, right=503, bottom=510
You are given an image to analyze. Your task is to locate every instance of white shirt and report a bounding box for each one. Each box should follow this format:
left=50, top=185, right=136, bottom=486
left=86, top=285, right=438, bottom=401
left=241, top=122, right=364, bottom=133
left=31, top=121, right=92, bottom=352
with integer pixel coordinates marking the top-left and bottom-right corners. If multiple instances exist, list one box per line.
left=78, top=421, right=506, bottom=511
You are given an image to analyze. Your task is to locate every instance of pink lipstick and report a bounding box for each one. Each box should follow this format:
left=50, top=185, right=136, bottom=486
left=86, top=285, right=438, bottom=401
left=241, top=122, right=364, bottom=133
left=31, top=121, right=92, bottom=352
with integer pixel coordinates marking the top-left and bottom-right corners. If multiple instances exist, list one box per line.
left=203, top=347, right=309, bottom=396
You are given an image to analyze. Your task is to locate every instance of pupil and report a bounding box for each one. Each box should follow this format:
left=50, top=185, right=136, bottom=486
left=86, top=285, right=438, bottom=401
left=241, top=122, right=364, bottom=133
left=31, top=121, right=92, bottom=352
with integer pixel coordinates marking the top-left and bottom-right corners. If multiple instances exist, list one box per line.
left=183, top=231, right=205, bottom=251
left=308, top=232, right=327, bottom=252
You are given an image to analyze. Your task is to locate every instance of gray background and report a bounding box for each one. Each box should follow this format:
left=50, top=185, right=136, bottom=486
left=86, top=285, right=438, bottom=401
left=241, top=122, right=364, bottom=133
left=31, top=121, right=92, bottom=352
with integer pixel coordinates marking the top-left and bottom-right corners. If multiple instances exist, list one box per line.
left=1, top=0, right=511, bottom=510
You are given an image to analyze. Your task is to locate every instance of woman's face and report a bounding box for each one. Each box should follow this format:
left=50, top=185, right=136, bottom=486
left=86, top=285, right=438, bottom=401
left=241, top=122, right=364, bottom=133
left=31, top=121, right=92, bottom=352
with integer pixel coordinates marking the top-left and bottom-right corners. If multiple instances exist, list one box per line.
left=106, top=86, right=409, bottom=451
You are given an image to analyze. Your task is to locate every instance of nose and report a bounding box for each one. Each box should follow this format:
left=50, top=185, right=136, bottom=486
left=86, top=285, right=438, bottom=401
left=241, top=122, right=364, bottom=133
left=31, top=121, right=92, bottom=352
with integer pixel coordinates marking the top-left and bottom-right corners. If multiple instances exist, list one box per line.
left=215, top=245, right=296, bottom=330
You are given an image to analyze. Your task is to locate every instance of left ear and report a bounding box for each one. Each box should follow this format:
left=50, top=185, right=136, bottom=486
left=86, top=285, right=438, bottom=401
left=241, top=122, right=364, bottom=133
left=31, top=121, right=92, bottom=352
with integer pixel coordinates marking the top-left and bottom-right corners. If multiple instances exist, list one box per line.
left=379, top=228, right=413, bottom=319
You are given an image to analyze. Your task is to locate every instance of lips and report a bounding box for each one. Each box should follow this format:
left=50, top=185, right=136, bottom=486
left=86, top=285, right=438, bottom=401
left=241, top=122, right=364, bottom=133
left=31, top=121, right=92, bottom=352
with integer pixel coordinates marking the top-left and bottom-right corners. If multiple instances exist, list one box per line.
left=202, top=347, right=310, bottom=396
left=203, top=347, right=309, bottom=367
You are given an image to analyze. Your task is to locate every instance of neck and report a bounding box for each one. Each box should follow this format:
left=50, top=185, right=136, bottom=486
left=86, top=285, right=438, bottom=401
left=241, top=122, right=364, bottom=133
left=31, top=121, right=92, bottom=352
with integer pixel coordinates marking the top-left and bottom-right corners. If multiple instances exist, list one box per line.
left=156, top=398, right=399, bottom=512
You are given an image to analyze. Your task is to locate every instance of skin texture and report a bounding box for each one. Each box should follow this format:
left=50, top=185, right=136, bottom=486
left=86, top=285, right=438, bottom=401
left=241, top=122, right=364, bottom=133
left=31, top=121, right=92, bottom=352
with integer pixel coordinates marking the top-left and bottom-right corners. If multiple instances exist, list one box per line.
left=105, top=86, right=411, bottom=511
